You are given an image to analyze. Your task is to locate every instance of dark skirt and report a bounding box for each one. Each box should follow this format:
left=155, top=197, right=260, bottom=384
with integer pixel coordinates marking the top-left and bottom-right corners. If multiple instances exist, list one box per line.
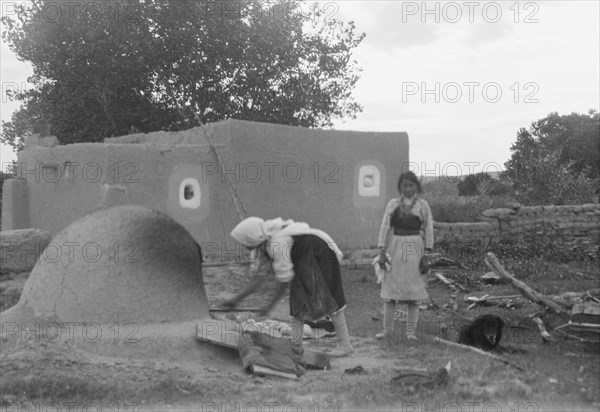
left=289, top=234, right=346, bottom=322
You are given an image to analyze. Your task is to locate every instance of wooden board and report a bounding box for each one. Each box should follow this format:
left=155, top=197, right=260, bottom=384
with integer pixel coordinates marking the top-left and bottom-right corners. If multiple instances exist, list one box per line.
left=208, top=307, right=263, bottom=312
left=197, top=318, right=331, bottom=369
left=252, top=365, right=298, bottom=380
left=572, top=303, right=600, bottom=316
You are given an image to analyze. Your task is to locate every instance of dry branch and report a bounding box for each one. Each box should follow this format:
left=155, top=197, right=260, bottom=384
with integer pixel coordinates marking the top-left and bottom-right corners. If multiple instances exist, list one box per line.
left=432, top=336, right=525, bottom=372
left=435, top=272, right=454, bottom=288
left=466, top=294, right=521, bottom=309
left=484, top=295, right=521, bottom=301
left=434, top=273, right=466, bottom=291
left=484, top=253, right=570, bottom=315
left=531, top=316, right=556, bottom=342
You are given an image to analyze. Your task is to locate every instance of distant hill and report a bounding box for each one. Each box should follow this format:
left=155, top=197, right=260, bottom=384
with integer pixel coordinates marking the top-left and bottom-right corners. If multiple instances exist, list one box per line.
left=419, top=171, right=502, bottom=183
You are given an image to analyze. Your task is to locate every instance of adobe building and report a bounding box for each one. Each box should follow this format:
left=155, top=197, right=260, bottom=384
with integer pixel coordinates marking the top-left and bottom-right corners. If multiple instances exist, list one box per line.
left=2, top=119, right=409, bottom=261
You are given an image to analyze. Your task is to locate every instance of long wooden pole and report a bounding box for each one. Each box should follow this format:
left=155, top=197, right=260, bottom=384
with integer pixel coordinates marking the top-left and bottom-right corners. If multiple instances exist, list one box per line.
left=484, top=252, right=570, bottom=315
left=215, top=191, right=230, bottom=250
left=206, top=130, right=248, bottom=222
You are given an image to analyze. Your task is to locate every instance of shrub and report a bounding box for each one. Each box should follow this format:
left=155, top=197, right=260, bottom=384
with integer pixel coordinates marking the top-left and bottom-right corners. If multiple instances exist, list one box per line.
left=513, top=153, right=600, bottom=205
left=423, top=194, right=519, bottom=223
left=422, top=179, right=459, bottom=197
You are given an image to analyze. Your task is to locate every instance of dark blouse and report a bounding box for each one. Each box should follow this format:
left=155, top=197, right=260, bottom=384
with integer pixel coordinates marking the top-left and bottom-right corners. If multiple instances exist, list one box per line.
left=377, top=197, right=435, bottom=249
left=390, top=207, right=422, bottom=236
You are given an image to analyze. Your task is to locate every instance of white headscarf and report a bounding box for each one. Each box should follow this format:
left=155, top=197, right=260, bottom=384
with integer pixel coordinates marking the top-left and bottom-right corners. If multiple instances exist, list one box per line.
left=230, top=217, right=343, bottom=261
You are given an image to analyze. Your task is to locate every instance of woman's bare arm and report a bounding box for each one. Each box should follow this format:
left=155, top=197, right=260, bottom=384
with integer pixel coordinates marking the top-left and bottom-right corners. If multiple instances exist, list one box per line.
left=234, top=273, right=267, bottom=302
left=262, top=282, right=290, bottom=315
left=222, top=250, right=269, bottom=307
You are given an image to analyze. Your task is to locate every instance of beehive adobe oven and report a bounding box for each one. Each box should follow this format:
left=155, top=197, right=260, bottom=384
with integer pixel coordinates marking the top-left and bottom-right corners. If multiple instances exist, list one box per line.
left=0, top=205, right=217, bottom=360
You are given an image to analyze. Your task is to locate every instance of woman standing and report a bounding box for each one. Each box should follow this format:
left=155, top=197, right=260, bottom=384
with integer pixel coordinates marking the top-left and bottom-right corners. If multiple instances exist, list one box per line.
left=376, top=171, right=434, bottom=340
left=222, top=217, right=354, bottom=357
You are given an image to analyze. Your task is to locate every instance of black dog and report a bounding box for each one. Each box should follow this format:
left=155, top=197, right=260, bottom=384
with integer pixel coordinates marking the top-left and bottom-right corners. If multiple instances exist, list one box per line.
left=458, top=314, right=504, bottom=351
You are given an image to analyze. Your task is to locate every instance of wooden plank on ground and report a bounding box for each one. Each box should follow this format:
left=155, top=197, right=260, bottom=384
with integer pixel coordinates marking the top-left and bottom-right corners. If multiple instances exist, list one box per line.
left=571, top=303, right=600, bottom=316
left=252, top=365, right=298, bottom=380
left=197, top=318, right=331, bottom=369
left=208, top=307, right=263, bottom=312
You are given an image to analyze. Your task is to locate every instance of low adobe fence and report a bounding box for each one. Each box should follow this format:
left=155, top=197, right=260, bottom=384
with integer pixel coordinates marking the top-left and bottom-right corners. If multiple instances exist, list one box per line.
left=433, top=203, right=600, bottom=244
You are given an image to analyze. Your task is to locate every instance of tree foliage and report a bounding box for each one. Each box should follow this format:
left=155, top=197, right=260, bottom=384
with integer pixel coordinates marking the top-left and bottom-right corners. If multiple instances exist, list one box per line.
left=503, top=110, right=599, bottom=205
left=457, top=172, right=510, bottom=196
left=1, top=0, right=365, bottom=149
left=422, top=178, right=459, bottom=197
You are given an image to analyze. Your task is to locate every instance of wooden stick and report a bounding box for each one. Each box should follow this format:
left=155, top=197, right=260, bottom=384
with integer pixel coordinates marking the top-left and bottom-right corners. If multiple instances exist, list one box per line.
left=531, top=316, right=555, bottom=342
left=553, top=322, right=600, bottom=332
left=203, top=261, right=252, bottom=267
left=466, top=294, right=490, bottom=302
left=554, top=329, right=599, bottom=343
left=435, top=273, right=457, bottom=290
left=467, top=294, right=490, bottom=308
left=432, top=336, right=525, bottom=372
left=484, top=253, right=570, bottom=315
left=483, top=295, right=521, bottom=301
left=554, top=328, right=600, bottom=343
left=207, top=132, right=248, bottom=221
left=215, top=191, right=230, bottom=250
left=251, top=365, right=298, bottom=380
left=209, top=307, right=263, bottom=312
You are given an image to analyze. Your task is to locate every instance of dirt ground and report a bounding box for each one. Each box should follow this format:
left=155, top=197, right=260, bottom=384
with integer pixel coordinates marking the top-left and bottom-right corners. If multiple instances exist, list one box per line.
left=1, top=261, right=599, bottom=412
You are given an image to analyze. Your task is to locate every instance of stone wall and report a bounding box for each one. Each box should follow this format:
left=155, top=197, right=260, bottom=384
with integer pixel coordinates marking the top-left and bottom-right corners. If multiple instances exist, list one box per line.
left=433, top=203, right=600, bottom=244
left=0, top=229, right=51, bottom=275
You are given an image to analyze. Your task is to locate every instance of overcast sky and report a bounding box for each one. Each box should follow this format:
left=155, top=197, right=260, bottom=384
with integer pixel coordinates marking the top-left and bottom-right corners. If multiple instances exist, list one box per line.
left=1, top=1, right=599, bottom=177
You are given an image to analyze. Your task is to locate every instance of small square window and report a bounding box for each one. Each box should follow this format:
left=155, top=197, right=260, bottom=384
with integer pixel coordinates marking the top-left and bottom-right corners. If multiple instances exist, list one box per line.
left=179, top=178, right=201, bottom=209
left=358, top=165, right=380, bottom=197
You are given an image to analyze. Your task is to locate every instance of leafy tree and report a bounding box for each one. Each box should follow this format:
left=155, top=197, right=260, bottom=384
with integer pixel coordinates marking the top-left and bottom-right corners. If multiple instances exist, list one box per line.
left=457, top=173, right=487, bottom=196
left=1, top=0, right=365, bottom=150
left=457, top=174, right=479, bottom=196
left=456, top=173, right=511, bottom=197
left=511, top=152, right=598, bottom=205
left=503, top=110, right=600, bottom=204
left=529, top=110, right=599, bottom=180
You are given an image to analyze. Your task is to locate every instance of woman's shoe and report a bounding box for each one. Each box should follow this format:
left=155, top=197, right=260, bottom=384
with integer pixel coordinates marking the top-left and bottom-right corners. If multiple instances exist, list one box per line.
left=325, top=344, right=354, bottom=357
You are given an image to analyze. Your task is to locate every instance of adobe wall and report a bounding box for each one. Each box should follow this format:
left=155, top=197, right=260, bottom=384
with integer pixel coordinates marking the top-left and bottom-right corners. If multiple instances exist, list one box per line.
left=2, top=119, right=409, bottom=259
left=206, top=120, right=408, bottom=255
left=433, top=203, right=600, bottom=245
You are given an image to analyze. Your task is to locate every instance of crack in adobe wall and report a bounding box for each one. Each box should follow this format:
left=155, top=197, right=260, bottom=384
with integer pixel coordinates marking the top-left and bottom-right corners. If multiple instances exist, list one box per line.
left=52, top=272, right=68, bottom=318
